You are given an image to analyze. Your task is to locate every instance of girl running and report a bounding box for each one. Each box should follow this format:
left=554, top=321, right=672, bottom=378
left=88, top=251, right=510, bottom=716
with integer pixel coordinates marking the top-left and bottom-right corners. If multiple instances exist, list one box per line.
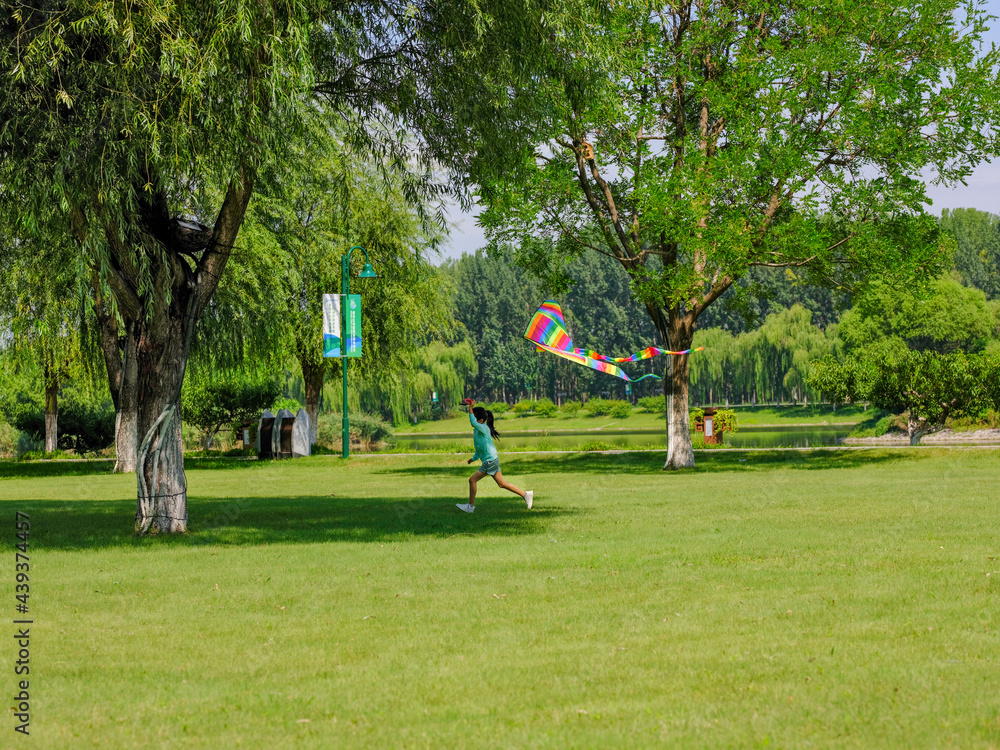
left=456, top=399, right=533, bottom=513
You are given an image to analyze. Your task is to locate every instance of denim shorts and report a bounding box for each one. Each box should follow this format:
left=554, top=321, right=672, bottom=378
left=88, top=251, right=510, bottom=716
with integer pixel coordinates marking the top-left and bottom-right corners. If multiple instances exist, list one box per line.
left=479, top=458, right=500, bottom=476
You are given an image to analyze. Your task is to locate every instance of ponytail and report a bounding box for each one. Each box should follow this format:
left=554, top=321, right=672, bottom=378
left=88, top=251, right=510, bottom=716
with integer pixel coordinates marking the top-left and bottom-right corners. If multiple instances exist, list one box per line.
left=473, top=406, right=501, bottom=440
left=485, top=410, right=500, bottom=440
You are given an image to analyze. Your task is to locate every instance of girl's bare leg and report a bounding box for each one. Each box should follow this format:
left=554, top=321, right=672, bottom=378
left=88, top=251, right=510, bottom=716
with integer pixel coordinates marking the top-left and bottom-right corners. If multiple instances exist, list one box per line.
left=491, top=470, right=525, bottom=498
left=468, top=470, right=487, bottom=505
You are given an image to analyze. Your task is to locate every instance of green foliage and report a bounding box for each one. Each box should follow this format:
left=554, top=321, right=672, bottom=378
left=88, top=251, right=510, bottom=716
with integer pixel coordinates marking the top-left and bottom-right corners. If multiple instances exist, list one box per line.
left=807, top=349, right=1000, bottom=442
left=390, top=342, right=478, bottom=425
left=184, top=379, right=282, bottom=450
left=689, top=408, right=704, bottom=430
left=713, top=410, right=739, bottom=435
left=350, top=414, right=395, bottom=447
left=484, top=402, right=509, bottom=415
left=839, top=275, right=995, bottom=355
left=560, top=400, right=582, bottom=417
left=512, top=400, right=535, bottom=416
left=940, top=208, right=1000, bottom=300
left=609, top=401, right=633, bottom=419
left=582, top=397, right=632, bottom=418
left=534, top=398, right=557, bottom=418
left=848, top=410, right=899, bottom=438
left=317, top=412, right=393, bottom=448
left=691, top=305, right=840, bottom=405
left=698, top=266, right=849, bottom=333
left=17, top=449, right=88, bottom=462
left=446, top=248, right=540, bottom=401
left=579, top=440, right=617, bottom=452
left=270, top=397, right=303, bottom=414
left=637, top=396, right=666, bottom=414
left=243, top=108, right=456, bottom=428
left=0, top=421, right=19, bottom=459
left=7, top=390, right=115, bottom=452
left=875, top=414, right=906, bottom=436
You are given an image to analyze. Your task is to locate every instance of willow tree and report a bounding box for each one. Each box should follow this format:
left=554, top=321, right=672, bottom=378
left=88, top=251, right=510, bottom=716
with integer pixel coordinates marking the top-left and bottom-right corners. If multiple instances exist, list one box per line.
left=243, top=110, right=454, bottom=444
left=0, top=1, right=329, bottom=531
left=427, top=0, right=1000, bottom=468
left=1, top=0, right=543, bottom=530
left=0, top=226, right=88, bottom=452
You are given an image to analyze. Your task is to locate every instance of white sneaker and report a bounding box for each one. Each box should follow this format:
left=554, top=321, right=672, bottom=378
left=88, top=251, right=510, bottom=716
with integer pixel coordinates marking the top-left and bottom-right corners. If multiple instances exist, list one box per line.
left=456, top=503, right=475, bottom=513
left=524, top=491, right=533, bottom=510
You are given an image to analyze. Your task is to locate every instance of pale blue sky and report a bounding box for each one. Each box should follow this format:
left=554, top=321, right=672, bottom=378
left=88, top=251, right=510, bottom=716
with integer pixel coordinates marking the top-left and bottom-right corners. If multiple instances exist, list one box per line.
left=440, top=2, right=1000, bottom=260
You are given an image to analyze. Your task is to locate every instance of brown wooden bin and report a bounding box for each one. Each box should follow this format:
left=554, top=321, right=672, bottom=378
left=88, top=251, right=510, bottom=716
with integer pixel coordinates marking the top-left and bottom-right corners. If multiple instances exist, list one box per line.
left=278, top=419, right=294, bottom=459
left=258, top=417, right=275, bottom=458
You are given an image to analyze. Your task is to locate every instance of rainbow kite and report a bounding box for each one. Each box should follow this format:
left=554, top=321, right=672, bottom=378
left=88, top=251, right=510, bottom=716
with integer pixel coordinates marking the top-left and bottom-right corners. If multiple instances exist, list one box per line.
left=522, top=300, right=704, bottom=382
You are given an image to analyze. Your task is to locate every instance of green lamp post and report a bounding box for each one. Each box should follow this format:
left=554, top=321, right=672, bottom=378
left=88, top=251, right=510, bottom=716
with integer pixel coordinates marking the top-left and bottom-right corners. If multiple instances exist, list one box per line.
left=341, top=245, right=377, bottom=458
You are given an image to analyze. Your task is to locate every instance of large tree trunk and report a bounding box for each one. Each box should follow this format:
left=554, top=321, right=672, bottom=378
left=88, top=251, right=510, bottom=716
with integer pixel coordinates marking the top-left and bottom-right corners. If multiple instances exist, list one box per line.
left=115, top=327, right=139, bottom=473
left=664, top=348, right=695, bottom=469
left=134, top=291, right=195, bottom=534
left=97, top=170, right=253, bottom=533
left=93, top=278, right=139, bottom=472
left=301, top=358, right=327, bottom=446
left=43, top=366, right=58, bottom=454
left=907, top=414, right=935, bottom=446
left=650, top=305, right=696, bottom=470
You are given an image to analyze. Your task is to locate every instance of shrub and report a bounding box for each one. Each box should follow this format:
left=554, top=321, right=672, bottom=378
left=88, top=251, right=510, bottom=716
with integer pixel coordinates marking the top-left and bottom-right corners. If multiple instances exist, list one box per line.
left=317, top=413, right=341, bottom=446
left=638, top=395, right=666, bottom=413
left=713, top=409, right=739, bottom=434
left=560, top=400, right=582, bottom=416
left=689, top=407, right=704, bottom=430
left=18, top=449, right=81, bottom=461
left=185, top=379, right=281, bottom=450
left=317, top=412, right=393, bottom=448
left=534, top=398, right=558, bottom=418
left=580, top=440, right=617, bottom=451
left=15, top=431, right=41, bottom=457
left=512, top=399, right=535, bottom=416
left=875, top=413, right=905, bottom=436
left=271, top=396, right=302, bottom=413
left=609, top=400, right=633, bottom=419
left=351, top=413, right=395, bottom=447
left=9, top=394, right=115, bottom=452
left=584, top=398, right=612, bottom=416
left=484, top=401, right=509, bottom=415
left=0, top=421, right=18, bottom=459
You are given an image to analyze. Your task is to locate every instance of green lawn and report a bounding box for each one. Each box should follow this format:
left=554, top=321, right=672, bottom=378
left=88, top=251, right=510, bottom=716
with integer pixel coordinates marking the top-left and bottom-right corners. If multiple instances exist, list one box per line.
left=7, top=449, right=999, bottom=748
left=401, top=403, right=869, bottom=434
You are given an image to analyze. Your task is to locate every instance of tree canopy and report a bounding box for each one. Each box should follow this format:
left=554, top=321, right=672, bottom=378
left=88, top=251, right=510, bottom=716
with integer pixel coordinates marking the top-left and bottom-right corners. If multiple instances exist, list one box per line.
left=422, top=0, right=1000, bottom=467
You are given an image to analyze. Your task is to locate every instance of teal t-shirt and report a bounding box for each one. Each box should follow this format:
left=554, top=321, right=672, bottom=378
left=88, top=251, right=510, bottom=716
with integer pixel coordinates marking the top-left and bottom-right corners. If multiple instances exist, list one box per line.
left=470, top=413, right=498, bottom=462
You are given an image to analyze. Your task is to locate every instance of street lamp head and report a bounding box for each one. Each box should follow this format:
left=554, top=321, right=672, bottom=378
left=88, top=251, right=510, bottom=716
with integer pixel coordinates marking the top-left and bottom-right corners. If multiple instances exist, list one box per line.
left=359, top=262, right=377, bottom=278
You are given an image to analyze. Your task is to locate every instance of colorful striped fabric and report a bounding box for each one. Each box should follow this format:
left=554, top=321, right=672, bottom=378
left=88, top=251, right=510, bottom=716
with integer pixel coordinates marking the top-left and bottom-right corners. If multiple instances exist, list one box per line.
left=522, top=300, right=704, bottom=382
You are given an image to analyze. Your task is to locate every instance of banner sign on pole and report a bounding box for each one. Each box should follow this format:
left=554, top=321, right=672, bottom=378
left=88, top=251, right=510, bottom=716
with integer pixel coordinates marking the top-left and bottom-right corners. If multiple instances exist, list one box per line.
left=322, top=294, right=341, bottom=357
left=344, top=294, right=362, bottom=357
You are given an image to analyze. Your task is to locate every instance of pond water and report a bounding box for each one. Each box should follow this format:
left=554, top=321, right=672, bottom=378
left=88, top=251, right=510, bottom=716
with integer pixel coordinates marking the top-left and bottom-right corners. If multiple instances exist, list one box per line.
left=392, top=424, right=853, bottom=451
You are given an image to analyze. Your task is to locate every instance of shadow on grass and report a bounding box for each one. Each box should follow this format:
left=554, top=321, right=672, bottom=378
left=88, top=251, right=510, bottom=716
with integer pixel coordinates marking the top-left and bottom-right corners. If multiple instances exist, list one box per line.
left=3, top=448, right=925, bottom=484
left=0, top=459, right=116, bottom=479
left=0, top=456, right=314, bottom=480
left=12, top=493, right=573, bottom=552
left=376, top=449, right=925, bottom=477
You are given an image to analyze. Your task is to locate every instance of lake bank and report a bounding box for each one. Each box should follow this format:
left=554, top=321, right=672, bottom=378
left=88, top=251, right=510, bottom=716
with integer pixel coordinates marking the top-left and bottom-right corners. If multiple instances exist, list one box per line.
left=844, top=427, right=1000, bottom=445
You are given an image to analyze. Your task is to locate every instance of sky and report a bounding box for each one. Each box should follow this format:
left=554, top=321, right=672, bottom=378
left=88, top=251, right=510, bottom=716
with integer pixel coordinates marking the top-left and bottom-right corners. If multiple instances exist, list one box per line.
left=438, top=2, right=1000, bottom=261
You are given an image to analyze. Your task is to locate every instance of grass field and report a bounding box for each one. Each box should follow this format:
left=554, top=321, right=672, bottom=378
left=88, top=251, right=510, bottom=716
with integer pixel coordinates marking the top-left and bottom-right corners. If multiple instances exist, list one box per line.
left=399, top=404, right=870, bottom=434
left=5, top=448, right=999, bottom=748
